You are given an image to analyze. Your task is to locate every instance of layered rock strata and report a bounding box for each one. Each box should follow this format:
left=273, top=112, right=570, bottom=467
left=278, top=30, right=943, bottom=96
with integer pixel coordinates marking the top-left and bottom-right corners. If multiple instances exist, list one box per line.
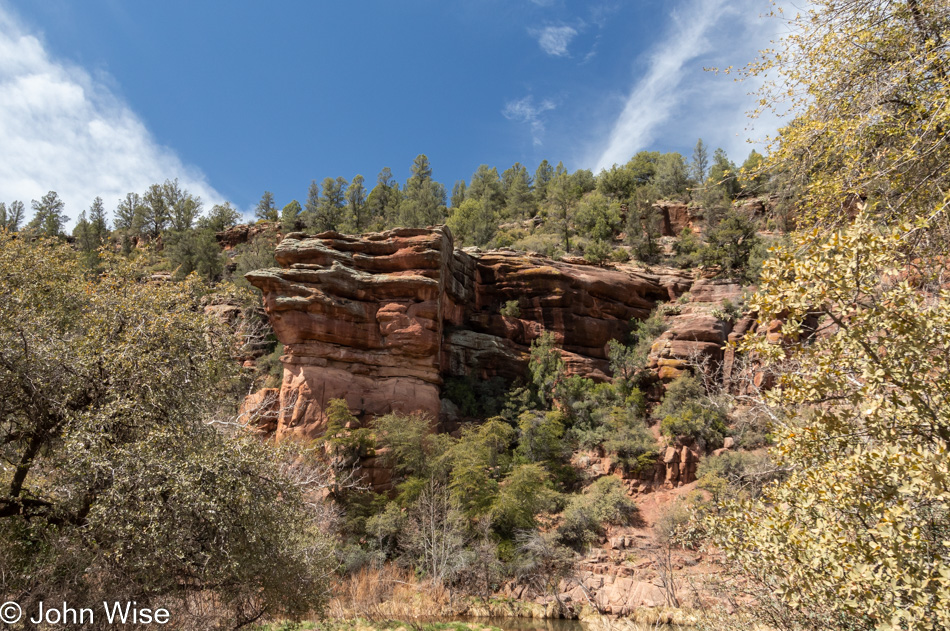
left=246, top=227, right=694, bottom=438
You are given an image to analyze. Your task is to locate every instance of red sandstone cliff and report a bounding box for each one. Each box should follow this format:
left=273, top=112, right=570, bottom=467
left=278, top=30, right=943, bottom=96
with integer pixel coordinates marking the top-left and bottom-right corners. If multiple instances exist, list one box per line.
left=246, top=227, right=731, bottom=438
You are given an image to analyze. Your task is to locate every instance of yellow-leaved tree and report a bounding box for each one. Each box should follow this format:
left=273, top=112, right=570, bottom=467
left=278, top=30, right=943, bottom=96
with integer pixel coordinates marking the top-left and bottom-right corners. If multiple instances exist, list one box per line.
left=704, top=1, right=950, bottom=629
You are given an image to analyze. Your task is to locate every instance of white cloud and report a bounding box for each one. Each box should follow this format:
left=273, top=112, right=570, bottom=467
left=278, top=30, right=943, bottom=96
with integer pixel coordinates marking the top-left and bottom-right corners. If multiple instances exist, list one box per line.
left=0, top=6, right=227, bottom=226
left=532, top=25, right=577, bottom=57
left=591, top=0, right=782, bottom=172
left=503, top=96, right=557, bottom=146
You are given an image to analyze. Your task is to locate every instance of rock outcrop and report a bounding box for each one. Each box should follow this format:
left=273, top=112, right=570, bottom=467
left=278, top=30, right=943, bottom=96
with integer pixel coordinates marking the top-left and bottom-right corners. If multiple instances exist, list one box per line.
left=246, top=227, right=694, bottom=438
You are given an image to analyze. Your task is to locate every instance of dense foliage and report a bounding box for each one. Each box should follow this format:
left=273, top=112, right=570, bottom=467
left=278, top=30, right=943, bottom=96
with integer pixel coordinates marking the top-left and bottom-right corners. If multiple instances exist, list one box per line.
left=0, top=233, right=335, bottom=629
left=700, top=1, right=950, bottom=628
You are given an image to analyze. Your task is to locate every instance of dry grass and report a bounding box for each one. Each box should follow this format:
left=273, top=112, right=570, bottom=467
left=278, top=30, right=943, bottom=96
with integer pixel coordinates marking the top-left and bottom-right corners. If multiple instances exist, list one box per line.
left=327, top=565, right=460, bottom=623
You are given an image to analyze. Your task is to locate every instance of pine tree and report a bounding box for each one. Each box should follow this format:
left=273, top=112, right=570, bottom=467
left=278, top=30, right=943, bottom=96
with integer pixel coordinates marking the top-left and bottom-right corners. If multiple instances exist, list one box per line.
left=115, top=193, right=145, bottom=234
left=691, top=138, right=709, bottom=184
left=142, top=184, right=170, bottom=237
left=255, top=191, right=279, bottom=222
left=280, top=200, right=302, bottom=232
left=365, top=168, right=401, bottom=230
left=534, top=160, right=554, bottom=203
left=400, top=154, right=446, bottom=228
left=88, top=196, right=109, bottom=244
left=315, top=177, right=347, bottom=232
left=450, top=180, right=467, bottom=209
left=345, top=175, right=368, bottom=233
left=0, top=201, right=25, bottom=232
left=27, top=191, right=68, bottom=236
left=302, top=180, right=320, bottom=229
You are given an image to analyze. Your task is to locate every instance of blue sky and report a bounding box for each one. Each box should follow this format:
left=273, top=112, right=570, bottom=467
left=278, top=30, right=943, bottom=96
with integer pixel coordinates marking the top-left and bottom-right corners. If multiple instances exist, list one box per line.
left=0, top=0, right=784, bottom=222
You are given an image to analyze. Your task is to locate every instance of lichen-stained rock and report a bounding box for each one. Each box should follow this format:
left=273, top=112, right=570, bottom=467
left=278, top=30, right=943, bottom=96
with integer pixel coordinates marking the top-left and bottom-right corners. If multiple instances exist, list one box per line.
left=246, top=226, right=692, bottom=438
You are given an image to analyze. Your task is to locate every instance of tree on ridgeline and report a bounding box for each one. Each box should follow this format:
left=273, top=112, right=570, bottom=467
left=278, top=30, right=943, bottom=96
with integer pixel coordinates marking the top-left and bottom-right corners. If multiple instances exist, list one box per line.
left=27, top=191, right=68, bottom=237
left=302, top=179, right=320, bottom=230
left=708, top=148, right=740, bottom=199
left=201, top=201, right=242, bottom=232
left=255, top=191, right=279, bottom=222
left=400, top=154, right=446, bottom=228
left=450, top=180, right=467, bottom=209
left=0, top=201, right=25, bottom=232
left=345, top=174, right=368, bottom=233
left=114, top=192, right=146, bottom=236
left=281, top=199, right=302, bottom=232
left=691, top=138, right=709, bottom=184
left=547, top=170, right=580, bottom=253
left=314, top=176, right=347, bottom=232
left=534, top=159, right=554, bottom=202
left=501, top=162, right=536, bottom=220
left=654, top=152, right=689, bottom=199
left=88, top=196, right=109, bottom=244
left=142, top=183, right=170, bottom=237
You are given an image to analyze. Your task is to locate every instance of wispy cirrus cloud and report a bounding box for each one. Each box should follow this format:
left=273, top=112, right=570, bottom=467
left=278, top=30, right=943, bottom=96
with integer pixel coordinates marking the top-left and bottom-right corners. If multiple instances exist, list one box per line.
left=591, top=0, right=780, bottom=172
left=503, top=96, right=557, bottom=146
left=531, top=25, right=578, bottom=57
left=0, top=5, right=228, bottom=225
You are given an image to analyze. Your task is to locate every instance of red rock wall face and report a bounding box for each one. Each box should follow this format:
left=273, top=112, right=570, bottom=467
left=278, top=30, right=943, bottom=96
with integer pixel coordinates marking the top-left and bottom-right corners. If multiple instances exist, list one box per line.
left=247, top=227, right=695, bottom=438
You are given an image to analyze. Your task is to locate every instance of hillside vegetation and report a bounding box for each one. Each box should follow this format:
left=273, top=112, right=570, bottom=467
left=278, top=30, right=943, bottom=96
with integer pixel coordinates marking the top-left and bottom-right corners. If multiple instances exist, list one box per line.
left=0, top=0, right=948, bottom=629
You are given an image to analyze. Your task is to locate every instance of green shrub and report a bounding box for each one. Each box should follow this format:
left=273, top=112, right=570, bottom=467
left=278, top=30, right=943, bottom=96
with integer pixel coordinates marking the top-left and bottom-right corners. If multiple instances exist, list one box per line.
left=583, top=239, right=612, bottom=265
left=373, top=412, right=443, bottom=477
left=655, top=375, right=729, bottom=449
left=490, top=463, right=561, bottom=536
left=500, top=299, right=521, bottom=318
left=321, top=399, right=375, bottom=463
left=654, top=375, right=706, bottom=420
left=672, top=227, right=702, bottom=268
left=557, top=476, right=636, bottom=548
left=699, top=210, right=760, bottom=278
left=660, top=406, right=728, bottom=450
left=610, top=247, right=631, bottom=263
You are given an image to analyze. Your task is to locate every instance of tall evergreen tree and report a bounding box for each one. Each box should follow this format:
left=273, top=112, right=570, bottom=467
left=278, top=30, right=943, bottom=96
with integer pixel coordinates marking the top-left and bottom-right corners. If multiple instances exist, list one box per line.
left=450, top=180, right=467, bottom=209
left=280, top=200, right=302, bottom=232
left=502, top=163, right=536, bottom=220
left=739, top=149, right=767, bottom=195
left=114, top=193, right=145, bottom=234
left=691, top=138, right=709, bottom=184
left=597, top=164, right=636, bottom=201
left=302, top=180, right=320, bottom=229
left=654, top=152, right=689, bottom=199
left=201, top=202, right=241, bottom=232
left=548, top=172, right=579, bottom=253
left=28, top=191, right=68, bottom=236
left=365, top=168, right=401, bottom=230
left=626, top=151, right=661, bottom=187
left=142, top=184, right=170, bottom=237
left=0, top=201, right=24, bottom=232
left=314, top=176, right=347, bottom=232
left=164, top=179, right=201, bottom=232
left=709, top=148, right=740, bottom=199
left=88, top=196, right=109, bottom=244
left=255, top=191, right=279, bottom=222
left=468, top=165, right=505, bottom=213
left=400, top=154, right=446, bottom=228
left=534, top=160, right=555, bottom=203
left=345, top=175, right=368, bottom=233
